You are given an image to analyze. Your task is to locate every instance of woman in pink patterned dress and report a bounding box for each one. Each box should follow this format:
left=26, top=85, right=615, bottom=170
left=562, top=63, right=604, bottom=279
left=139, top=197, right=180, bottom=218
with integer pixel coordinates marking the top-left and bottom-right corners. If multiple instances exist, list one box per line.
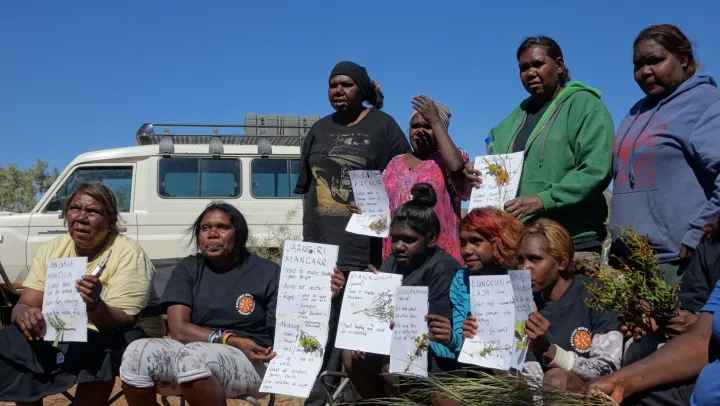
left=352, top=96, right=477, bottom=263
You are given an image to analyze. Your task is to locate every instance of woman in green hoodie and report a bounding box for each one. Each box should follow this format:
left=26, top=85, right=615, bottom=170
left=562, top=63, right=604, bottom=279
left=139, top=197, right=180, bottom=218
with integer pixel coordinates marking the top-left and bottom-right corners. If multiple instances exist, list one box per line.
left=488, top=36, right=615, bottom=258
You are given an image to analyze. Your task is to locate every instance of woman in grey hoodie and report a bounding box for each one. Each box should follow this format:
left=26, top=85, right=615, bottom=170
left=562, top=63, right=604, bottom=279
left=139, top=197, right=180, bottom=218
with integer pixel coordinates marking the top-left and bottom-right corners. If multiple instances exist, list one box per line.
left=611, top=24, right=720, bottom=288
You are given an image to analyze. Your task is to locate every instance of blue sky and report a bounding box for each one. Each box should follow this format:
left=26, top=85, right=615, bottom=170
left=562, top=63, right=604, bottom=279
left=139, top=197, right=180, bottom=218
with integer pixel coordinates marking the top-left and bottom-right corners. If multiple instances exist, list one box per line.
left=1, top=0, right=718, bottom=172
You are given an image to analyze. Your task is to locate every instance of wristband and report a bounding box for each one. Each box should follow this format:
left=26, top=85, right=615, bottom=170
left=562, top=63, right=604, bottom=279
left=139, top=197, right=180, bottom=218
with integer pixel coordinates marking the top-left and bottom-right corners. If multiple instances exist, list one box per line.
left=208, top=331, right=217, bottom=343
left=222, top=332, right=236, bottom=345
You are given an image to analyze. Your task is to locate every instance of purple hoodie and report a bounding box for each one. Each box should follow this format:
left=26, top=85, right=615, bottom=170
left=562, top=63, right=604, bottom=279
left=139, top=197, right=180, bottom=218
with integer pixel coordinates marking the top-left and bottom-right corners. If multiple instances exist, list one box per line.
left=611, top=75, right=720, bottom=263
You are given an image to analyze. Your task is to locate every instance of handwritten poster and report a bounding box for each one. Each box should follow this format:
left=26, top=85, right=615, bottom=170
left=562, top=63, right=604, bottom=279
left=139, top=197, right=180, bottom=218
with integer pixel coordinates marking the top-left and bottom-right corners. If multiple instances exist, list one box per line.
left=468, top=152, right=524, bottom=211
left=345, top=170, right=391, bottom=237
left=458, top=275, right=515, bottom=370
left=42, top=257, right=88, bottom=344
left=260, top=241, right=339, bottom=398
left=336, top=272, right=403, bottom=355
left=389, top=286, right=429, bottom=377
left=509, top=270, right=534, bottom=370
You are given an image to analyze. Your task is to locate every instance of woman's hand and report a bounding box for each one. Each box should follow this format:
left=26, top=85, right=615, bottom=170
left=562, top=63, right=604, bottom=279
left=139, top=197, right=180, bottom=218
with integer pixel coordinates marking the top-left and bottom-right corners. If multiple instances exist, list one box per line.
left=331, top=267, right=345, bottom=298
left=464, top=162, right=482, bottom=188
left=76, top=275, right=103, bottom=311
left=619, top=313, right=659, bottom=342
left=411, top=95, right=442, bottom=125
left=679, top=244, right=694, bottom=260
left=228, top=337, right=276, bottom=362
left=666, top=310, right=698, bottom=338
left=526, top=311, right=551, bottom=354
left=505, top=196, right=544, bottom=219
left=462, top=315, right=478, bottom=339
left=351, top=350, right=365, bottom=361
left=348, top=201, right=362, bottom=215
left=14, top=304, right=46, bottom=341
left=585, top=375, right=627, bottom=405
left=366, top=264, right=380, bottom=274
left=426, top=314, right=452, bottom=345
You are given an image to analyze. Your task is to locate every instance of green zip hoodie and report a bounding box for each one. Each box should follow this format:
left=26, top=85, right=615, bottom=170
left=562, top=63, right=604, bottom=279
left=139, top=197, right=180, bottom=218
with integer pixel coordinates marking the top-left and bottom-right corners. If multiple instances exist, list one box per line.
left=489, top=81, right=614, bottom=241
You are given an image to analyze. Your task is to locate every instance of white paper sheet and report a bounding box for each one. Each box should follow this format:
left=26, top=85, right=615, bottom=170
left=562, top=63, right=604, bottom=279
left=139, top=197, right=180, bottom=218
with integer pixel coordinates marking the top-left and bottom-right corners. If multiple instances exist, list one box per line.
left=345, top=170, right=391, bottom=238
left=42, top=257, right=89, bottom=344
left=260, top=241, right=338, bottom=398
left=389, top=286, right=429, bottom=377
left=509, top=270, right=534, bottom=370
left=336, top=272, right=403, bottom=355
left=458, top=275, right=515, bottom=370
left=468, top=152, right=524, bottom=211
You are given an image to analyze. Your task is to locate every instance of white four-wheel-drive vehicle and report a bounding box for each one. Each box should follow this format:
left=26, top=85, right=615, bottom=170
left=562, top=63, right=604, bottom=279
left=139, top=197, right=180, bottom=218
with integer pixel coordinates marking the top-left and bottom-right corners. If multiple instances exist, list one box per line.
left=0, top=114, right=317, bottom=320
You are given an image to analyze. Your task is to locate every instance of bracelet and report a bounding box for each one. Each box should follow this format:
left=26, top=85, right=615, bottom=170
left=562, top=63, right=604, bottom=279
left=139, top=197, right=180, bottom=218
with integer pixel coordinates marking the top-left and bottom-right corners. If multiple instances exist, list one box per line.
left=222, top=332, right=236, bottom=345
left=208, top=331, right=218, bottom=343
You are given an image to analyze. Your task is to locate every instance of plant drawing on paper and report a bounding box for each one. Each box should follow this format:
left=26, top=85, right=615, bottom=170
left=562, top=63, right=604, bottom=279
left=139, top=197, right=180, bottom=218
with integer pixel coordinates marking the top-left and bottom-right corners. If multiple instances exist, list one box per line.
left=354, top=291, right=394, bottom=324
left=47, top=310, right=77, bottom=347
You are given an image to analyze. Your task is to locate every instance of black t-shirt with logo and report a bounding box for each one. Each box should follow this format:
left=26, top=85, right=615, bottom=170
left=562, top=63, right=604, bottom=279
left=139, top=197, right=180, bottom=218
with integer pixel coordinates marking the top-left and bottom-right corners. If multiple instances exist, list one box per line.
left=294, top=109, right=412, bottom=273
left=161, top=254, right=280, bottom=348
left=525, top=275, right=620, bottom=366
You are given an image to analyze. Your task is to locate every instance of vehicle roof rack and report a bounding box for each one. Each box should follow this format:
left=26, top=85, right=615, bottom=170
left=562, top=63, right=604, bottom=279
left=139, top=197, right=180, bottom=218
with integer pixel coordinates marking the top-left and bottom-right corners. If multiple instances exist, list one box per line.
left=136, top=114, right=320, bottom=156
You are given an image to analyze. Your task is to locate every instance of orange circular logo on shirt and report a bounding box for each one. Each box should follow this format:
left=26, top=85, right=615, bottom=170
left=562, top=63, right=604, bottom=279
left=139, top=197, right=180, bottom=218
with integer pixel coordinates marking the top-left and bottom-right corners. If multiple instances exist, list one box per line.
left=236, top=294, right=255, bottom=316
left=571, top=327, right=592, bottom=353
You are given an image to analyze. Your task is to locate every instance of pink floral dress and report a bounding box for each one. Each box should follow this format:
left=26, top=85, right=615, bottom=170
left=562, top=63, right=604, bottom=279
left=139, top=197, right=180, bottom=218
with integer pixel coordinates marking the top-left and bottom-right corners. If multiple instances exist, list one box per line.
left=382, top=150, right=470, bottom=264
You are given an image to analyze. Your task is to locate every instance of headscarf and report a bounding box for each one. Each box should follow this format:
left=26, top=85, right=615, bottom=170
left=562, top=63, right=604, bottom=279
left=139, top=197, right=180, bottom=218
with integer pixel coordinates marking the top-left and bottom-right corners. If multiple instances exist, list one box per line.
left=411, top=101, right=451, bottom=131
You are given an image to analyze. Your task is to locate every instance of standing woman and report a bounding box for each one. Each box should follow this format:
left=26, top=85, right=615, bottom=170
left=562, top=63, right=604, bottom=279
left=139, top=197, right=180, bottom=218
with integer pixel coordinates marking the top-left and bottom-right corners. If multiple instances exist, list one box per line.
left=488, top=36, right=615, bottom=261
left=611, top=24, right=720, bottom=286
left=293, top=61, right=411, bottom=404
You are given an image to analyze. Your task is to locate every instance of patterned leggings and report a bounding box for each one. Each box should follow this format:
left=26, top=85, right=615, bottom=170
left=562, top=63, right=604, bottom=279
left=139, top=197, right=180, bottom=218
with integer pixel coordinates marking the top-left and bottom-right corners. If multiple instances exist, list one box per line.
left=120, top=338, right=267, bottom=398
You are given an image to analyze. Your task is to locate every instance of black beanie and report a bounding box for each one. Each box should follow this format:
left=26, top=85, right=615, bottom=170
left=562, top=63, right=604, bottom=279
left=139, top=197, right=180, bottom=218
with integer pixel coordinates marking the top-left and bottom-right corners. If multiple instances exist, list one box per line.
left=330, top=61, right=373, bottom=101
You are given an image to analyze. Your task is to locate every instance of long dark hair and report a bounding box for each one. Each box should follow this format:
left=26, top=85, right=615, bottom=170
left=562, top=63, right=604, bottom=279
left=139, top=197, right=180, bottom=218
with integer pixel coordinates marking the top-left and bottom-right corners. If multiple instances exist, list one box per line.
left=188, top=201, right=249, bottom=256
left=391, top=183, right=440, bottom=241
left=516, top=36, right=571, bottom=85
left=634, top=24, right=700, bottom=79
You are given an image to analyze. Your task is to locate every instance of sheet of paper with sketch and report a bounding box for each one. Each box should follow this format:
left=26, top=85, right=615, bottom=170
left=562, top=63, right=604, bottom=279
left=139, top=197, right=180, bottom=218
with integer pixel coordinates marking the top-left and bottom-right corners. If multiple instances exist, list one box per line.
left=345, top=170, right=391, bottom=237
left=42, top=257, right=89, bottom=346
left=468, top=152, right=524, bottom=211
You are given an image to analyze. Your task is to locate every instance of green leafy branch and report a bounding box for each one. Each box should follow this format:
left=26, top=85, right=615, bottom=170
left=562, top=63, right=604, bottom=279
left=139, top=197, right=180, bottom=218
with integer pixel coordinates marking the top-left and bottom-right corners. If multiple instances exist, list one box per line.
left=298, top=329, right=324, bottom=358
left=46, top=310, right=76, bottom=347
left=514, top=321, right=528, bottom=351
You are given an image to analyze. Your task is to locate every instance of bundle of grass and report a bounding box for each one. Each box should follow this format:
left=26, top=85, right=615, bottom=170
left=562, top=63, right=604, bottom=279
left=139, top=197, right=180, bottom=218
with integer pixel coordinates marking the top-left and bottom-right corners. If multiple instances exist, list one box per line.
left=584, top=227, right=680, bottom=333
left=366, top=370, right=617, bottom=406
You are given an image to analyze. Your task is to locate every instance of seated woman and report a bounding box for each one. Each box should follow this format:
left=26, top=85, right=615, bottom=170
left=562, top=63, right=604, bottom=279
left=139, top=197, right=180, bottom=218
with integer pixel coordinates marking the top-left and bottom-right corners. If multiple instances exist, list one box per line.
left=515, top=219, right=622, bottom=391
left=120, top=202, right=344, bottom=406
left=342, top=183, right=461, bottom=399
left=452, top=208, right=524, bottom=369
left=0, top=182, right=156, bottom=406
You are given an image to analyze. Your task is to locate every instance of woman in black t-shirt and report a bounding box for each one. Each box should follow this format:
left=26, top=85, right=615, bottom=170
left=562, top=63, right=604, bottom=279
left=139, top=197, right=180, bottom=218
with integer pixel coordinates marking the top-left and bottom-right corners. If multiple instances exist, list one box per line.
left=294, top=60, right=412, bottom=274
left=517, top=219, right=622, bottom=392
left=119, top=202, right=344, bottom=405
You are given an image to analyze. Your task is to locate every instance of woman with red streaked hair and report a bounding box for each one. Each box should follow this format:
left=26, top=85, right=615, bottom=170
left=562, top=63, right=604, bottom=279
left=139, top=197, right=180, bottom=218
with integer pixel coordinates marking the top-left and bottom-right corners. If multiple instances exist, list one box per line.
left=424, top=208, right=523, bottom=383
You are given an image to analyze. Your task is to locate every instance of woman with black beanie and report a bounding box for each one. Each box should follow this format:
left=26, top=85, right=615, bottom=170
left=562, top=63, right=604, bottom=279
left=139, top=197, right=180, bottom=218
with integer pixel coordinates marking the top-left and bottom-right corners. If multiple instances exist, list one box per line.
left=294, top=61, right=411, bottom=404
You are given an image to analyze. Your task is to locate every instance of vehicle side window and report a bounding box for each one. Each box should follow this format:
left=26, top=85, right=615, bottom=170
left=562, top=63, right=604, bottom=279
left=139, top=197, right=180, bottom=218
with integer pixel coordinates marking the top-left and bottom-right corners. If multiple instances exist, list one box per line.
left=45, top=167, right=133, bottom=213
left=251, top=159, right=301, bottom=198
left=158, top=158, right=240, bottom=198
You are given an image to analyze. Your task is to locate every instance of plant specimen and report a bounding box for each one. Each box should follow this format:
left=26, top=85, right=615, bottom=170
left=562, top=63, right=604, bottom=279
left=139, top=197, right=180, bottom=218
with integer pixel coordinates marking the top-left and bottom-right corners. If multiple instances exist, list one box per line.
left=585, top=227, right=679, bottom=332
left=354, top=291, right=394, bottom=324
left=298, top=329, right=324, bottom=358
left=514, top=321, right=528, bottom=350
left=404, top=333, right=429, bottom=374
left=367, top=217, right=389, bottom=235
left=482, top=155, right=516, bottom=207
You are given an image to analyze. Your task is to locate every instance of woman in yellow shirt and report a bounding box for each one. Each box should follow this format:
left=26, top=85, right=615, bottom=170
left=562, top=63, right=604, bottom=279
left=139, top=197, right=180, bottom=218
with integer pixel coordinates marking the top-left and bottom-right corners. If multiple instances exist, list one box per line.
left=0, top=182, right=157, bottom=406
